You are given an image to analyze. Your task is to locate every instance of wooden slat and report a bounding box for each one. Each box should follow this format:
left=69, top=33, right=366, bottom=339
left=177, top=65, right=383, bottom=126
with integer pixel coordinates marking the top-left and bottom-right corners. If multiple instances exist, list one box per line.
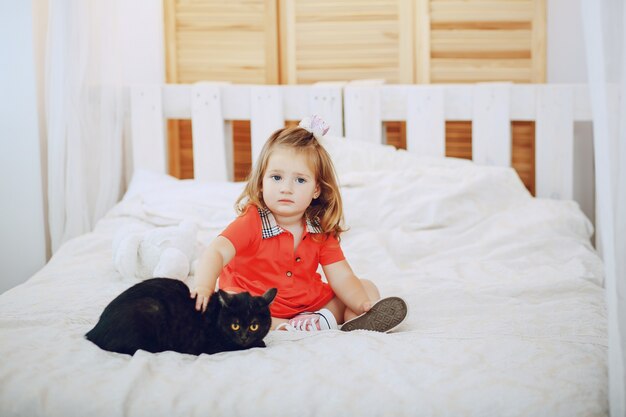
left=130, top=85, right=166, bottom=174
left=430, top=1, right=534, bottom=22
left=179, top=120, right=194, bottom=179
left=163, top=0, right=178, bottom=83
left=190, top=83, right=232, bottom=181
left=310, top=83, right=344, bottom=137
left=164, top=0, right=180, bottom=177
left=249, top=86, right=284, bottom=164
left=385, top=122, right=406, bottom=149
left=431, top=29, right=532, bottom=59
left=167, top=120, right=182, bottom=177
left=472, top=83, right=511, bottom=166
left=344, top=85, right=383, bottom=143
left=446, top=121, right=472, bottom=160
left=535, top=85, right=574, bottom=199
left=279, top=0, right=296, bottom=84
left=265, top=0, right=279, bottom=84
left=233, top=121, right=252, bottom=181
left=444, top=85, right=474, bottom=119
left=415, top=0, right=431, bottom=83
left=511, top=121, right=535, bottom=195
left=406, top=86, right=445, bottom=156
left=398, top=0, right=415, bottom=83
left=531, top=0, right=547, bottom=82
left=431, top=58, right=532, bottom=83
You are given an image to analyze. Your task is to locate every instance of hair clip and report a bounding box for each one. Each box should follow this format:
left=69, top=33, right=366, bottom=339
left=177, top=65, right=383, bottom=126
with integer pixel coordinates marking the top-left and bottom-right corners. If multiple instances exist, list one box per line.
left=298, top=115, right=330, bottom=140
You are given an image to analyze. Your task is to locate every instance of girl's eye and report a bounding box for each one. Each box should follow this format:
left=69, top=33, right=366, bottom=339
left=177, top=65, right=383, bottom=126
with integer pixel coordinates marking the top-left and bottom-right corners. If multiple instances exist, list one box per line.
left=296, top=177, right=306, bottom=184
left=271, top=175, right=281, bottom=181
left=231, top=323, right=240, bottom=331
left=249, top=323, right=259, bottom=331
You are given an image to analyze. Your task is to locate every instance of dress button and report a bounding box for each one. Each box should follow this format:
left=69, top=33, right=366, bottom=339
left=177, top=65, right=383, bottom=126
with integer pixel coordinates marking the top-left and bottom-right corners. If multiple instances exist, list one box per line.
left=286, top=271, right=293, bottom=277
left=295, top=257, right=301, bottom=263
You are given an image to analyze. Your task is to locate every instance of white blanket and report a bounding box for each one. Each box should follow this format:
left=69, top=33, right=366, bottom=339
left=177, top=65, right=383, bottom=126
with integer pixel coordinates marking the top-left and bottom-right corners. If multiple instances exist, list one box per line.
left=0, top=140, right=607, bottom=417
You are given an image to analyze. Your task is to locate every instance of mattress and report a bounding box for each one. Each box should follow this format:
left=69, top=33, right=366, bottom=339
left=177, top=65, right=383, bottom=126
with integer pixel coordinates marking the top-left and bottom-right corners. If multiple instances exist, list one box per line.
left=0, top=138, right=607, bottom=417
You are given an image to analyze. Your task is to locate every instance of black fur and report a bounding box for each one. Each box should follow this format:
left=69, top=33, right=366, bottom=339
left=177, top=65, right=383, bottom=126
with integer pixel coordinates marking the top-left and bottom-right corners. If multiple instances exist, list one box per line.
left=85, top=278, right=276, bottom=355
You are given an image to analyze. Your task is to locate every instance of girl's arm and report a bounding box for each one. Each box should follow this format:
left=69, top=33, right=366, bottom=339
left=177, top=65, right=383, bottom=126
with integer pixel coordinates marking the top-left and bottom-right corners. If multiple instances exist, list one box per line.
left=191, top=236, right=236, bottom=312
left=323, top=260, right=372, bottom=315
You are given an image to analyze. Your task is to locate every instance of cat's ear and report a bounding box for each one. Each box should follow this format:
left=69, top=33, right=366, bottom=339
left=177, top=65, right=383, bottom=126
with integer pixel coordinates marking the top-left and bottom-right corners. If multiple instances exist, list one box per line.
left=261, top=288, right=277, bottom=305
left=217, top=290, right=235, bottom=307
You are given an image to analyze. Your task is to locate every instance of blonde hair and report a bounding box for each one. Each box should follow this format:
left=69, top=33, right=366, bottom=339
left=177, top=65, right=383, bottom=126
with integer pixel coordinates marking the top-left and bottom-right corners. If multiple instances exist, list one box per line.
left=235, top=126, right=346, bottom=238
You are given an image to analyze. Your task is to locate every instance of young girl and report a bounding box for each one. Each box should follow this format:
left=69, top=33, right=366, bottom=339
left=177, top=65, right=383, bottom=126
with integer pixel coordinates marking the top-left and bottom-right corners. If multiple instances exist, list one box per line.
left=190, top=116, right=407, bottom=332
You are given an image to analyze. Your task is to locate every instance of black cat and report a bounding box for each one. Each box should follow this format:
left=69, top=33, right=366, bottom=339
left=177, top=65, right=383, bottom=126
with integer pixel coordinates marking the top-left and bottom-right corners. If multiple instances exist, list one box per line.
left=86, top=278, right=276, bottom=355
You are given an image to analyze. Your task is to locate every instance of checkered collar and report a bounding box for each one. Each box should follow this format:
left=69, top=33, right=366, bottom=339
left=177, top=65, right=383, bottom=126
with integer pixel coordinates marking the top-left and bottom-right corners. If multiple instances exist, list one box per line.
left=257, top=206, right=323, bottom=239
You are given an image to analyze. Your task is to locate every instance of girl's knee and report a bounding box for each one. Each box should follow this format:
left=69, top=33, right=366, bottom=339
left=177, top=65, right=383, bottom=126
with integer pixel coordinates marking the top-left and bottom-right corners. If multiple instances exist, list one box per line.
left=360, top=279, right=380, bottom=300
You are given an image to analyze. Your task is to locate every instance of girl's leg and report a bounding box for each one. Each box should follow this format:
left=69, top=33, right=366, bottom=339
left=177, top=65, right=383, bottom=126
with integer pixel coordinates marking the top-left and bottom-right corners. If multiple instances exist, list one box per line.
left=322, top=279, right=380, bottom=324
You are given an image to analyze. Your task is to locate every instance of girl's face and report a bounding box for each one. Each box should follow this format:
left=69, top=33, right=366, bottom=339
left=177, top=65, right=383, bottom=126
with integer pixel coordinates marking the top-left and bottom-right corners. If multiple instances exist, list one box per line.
left=261, top=147, right=319, bottom=221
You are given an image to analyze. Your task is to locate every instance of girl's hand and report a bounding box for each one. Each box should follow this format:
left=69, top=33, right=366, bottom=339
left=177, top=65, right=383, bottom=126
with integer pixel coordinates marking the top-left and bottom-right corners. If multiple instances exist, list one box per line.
left=361, top=300, right=373, bottom=314
left=190, top=286, right=213, bottom=312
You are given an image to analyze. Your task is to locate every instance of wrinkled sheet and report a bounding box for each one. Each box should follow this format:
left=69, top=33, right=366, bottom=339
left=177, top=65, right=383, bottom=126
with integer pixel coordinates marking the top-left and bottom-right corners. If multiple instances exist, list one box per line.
left=0, top=140, right=607, bottom=417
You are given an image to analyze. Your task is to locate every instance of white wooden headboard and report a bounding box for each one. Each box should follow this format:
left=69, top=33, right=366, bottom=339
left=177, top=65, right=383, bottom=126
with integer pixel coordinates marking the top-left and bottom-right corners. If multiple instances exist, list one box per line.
left=130, top=81, right=591, bottom=202
left=130, top=82, right=343, bottom=182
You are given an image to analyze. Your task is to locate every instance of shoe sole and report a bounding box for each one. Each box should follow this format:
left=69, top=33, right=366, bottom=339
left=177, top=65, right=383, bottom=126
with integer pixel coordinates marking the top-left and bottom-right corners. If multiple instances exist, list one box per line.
left=340, top=297, right=407, bottom=333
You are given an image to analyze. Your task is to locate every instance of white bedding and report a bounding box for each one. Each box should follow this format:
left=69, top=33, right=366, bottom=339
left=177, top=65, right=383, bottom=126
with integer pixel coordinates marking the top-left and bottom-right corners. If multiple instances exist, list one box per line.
left=0, top=138, right=607, bottom=417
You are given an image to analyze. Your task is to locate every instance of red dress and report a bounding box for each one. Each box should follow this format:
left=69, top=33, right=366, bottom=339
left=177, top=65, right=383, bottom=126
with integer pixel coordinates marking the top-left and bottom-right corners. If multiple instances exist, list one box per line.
left=219, top=206, right=345, bottom=318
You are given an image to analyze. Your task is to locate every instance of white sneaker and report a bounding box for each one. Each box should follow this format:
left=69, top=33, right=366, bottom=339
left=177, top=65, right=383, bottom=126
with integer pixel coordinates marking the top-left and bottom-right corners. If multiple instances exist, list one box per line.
left=277, top=308, right=338, bottom=331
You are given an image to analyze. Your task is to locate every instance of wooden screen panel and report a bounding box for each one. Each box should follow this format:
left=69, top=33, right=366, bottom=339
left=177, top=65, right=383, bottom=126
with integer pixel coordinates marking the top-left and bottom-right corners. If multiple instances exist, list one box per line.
left=280, top=0, right=414, bottom=84
left=418, top=0, right=546, bottom=84
left=165, top=0, right=278, bottom=84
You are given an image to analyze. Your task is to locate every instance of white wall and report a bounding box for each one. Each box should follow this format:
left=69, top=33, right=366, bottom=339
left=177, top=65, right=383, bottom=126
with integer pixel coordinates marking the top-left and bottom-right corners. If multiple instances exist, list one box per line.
left=118, top=0, right=166, bottom=186
left=0, top=1, right=47, bottom=293
left=547, top=0, right=595, bottom=234
left=548, top=0, right=588, bottom=83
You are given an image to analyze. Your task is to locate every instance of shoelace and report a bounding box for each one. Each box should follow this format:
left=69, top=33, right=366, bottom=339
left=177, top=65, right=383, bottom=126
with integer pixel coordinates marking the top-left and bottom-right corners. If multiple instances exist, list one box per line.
left=275, top=315, right=322, bottom=332
left=291, top=316, right=320, bottom=331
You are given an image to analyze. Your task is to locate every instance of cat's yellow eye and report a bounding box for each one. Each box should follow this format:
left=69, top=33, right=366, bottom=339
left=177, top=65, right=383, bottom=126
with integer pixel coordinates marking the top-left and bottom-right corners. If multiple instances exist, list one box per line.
left=231, top=323, right=240, bottom=331
left=249, top=323, right=259, bottom=332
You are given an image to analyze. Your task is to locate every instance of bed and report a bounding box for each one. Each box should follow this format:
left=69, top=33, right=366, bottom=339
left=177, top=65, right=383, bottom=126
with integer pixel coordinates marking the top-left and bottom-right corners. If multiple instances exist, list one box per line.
left=0, top=82, right=607, bottom=417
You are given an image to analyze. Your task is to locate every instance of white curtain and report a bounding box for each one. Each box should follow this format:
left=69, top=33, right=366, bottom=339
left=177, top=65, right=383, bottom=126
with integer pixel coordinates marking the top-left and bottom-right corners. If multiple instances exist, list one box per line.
left=580, top=0, right=626, bottom=416
left=46, top=0, right=125, bottom=252
left=44, top=0, right=164, bottom=253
